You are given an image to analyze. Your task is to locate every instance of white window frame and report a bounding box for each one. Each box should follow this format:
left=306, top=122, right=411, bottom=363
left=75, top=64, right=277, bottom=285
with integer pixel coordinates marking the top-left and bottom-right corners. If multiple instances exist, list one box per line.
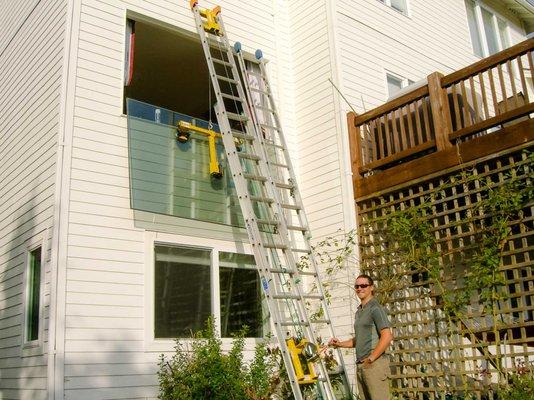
left=21, top=234, right=46, bottom=356
left=466, top=0, right=512, bottom=58
left=378, top=0, right=409, bottom=16
left=144, top=232, right=265, bottom=352
left=385, top=71, right=414, bottom=99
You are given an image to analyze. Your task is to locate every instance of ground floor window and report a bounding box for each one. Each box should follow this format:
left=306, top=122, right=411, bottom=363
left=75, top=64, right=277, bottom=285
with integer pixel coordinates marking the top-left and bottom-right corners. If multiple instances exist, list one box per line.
left=154, top=244, right=263, bottom=338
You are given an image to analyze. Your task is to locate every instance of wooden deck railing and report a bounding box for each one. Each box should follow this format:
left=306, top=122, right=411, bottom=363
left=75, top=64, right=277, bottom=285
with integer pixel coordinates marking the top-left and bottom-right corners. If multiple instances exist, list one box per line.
left=348, top=38, right=534, bottom=178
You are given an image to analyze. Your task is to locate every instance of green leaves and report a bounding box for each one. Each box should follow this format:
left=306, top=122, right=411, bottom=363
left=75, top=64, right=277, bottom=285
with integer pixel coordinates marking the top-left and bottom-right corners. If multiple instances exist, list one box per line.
left=157, top=317, right=275, bottom=400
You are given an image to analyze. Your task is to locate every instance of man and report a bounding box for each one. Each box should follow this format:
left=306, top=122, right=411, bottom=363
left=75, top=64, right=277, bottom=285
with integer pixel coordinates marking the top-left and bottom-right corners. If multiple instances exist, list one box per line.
left=328, top=274, right=393, bottom=400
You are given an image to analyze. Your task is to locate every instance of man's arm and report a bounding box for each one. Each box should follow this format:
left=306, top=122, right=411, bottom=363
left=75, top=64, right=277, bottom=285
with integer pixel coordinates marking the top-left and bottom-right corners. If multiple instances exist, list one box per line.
left=328, top=337, right=355, bottom=348
left=363, top=328, right=393, bottom=365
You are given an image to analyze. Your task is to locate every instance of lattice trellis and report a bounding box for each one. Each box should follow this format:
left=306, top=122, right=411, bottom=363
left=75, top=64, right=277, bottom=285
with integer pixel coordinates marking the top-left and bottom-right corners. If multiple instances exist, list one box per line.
left=357, top=145, right=533, bottom=398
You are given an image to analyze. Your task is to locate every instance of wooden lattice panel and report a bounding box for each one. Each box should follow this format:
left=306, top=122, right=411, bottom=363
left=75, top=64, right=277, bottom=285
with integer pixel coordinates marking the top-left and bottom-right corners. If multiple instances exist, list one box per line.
left=357, top=145, right=533, bottom=398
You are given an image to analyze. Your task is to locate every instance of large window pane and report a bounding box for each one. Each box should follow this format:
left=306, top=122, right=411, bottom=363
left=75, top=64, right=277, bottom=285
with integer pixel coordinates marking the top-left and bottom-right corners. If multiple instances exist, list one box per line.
left=154, top=246, right=211, bottom=338
left=465, top=0, right=484, bottom=57
left=482, top=8, right=499, bottom=55
left=26, top=247, right=41, bottom=342
left=219, top=252, right=263, bottom=337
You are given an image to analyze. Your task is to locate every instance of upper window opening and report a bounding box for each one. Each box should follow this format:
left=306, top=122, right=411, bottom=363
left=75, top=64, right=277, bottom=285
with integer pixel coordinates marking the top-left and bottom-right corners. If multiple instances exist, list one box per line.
left=123, top=19, right=220, bottom=119
left=378, top=0, right=408, bottom=16
left=465, top=0, right=511, bottom=58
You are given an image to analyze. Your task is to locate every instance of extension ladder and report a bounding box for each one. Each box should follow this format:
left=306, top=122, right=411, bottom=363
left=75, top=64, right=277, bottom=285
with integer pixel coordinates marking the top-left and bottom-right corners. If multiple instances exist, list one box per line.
left=189, top=2, right=351, bottom=399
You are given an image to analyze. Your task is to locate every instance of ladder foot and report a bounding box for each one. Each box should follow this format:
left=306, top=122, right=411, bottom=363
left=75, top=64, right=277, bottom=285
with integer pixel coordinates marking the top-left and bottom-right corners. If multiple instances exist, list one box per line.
left=255, top=49, right=263, bottom=60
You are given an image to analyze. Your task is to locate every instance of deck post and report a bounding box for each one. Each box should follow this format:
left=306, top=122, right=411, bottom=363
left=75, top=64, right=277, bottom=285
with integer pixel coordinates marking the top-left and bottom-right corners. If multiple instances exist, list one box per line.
left=347, top=112, right=362, bottom=179
left=428, top=72, right=453, bottom=151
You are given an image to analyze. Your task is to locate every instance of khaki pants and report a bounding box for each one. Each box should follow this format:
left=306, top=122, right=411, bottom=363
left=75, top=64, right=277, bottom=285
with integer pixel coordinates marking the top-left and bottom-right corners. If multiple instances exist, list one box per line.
left=356, top=356, right=390, bottom=400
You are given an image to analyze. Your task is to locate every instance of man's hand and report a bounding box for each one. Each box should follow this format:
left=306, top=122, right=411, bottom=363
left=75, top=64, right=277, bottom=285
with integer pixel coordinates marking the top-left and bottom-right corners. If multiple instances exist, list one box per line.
left=328, top=338, right=340, bottom=348
left=362, top=357, right=374, bottom=369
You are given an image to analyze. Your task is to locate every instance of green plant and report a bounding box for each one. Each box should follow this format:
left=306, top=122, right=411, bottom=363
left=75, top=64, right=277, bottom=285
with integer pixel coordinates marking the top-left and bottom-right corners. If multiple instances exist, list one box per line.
left=496, top=360, right=534, bottom=400
left=157, top=317, right=275, bottom=400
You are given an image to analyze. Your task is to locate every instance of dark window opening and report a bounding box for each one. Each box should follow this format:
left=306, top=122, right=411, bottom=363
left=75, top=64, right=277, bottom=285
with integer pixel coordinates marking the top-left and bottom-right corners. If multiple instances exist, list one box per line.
left=26, top=247, right=41, bottom=342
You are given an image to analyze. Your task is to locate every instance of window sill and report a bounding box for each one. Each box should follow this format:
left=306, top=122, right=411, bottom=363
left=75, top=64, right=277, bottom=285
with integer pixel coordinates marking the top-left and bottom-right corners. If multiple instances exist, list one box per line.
left=21, top=339, right=44, bottom=357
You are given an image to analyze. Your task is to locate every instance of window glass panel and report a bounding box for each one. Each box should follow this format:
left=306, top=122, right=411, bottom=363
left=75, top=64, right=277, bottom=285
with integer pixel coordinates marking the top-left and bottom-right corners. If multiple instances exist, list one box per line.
left=465, top=0, right=484, bottom=57
left=498, top=18, right=510, bottom=49
left=387, top=74, right=403, bottom=97
left=219, top=252, right=262, bottom=337
left=390, top=0, right=407, bottom=14
left=127, top=99, right=249, bottom=227
left=481, top=8, right=499, bottom=55
left=154, top=246, right=211, bottom=338
left=26, top=247, right=41, bottom=342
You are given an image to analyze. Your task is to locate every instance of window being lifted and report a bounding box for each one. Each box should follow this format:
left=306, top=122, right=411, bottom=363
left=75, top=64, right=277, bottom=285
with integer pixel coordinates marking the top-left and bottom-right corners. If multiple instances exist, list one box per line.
left=124, top=19, right=264, bottom=227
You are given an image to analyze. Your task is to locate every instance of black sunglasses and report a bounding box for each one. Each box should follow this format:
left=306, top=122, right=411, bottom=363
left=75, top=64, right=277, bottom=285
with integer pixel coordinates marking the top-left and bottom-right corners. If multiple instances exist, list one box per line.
left=354, top=284, right=370, bottom=289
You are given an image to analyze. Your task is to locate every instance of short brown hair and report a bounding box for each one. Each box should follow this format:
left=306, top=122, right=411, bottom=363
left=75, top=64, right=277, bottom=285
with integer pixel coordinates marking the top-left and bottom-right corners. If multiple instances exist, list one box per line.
left=356, top=274, right=374, bottom=286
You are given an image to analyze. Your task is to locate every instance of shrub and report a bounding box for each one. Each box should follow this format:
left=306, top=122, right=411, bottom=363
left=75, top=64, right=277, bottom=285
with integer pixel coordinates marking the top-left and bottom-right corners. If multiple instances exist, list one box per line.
left=157, top=317, right=276, bottom=400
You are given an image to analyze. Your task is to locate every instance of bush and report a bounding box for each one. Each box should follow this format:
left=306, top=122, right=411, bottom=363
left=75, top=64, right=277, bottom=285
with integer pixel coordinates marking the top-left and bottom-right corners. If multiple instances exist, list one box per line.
left=157, top=317, right=275, bottom=400
left=496, top=363, right=534, bottom=400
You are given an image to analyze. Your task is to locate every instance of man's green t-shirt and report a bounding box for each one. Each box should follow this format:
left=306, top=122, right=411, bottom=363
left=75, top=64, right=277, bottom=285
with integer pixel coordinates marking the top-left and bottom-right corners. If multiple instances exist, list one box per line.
left=353, top=297, right=390, bottom=361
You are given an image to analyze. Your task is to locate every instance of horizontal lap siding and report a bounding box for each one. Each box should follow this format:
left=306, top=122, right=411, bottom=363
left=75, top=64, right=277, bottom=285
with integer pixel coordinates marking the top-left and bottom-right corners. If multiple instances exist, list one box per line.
left=64, top=1, right=292, bottom=399
left=288, top=0, right=344, bottom=242
left=336, top=0, right=526, bottom=113
left=0, top=0, right=67, bottom=399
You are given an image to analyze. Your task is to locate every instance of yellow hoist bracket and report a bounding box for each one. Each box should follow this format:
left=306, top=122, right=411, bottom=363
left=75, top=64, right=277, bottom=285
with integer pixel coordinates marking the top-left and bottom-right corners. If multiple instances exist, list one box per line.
left=286, top=338, right=319, bottom=385
left=190, top=1, right=222, bottom=35
left=177, top=120, right=223, bottom=179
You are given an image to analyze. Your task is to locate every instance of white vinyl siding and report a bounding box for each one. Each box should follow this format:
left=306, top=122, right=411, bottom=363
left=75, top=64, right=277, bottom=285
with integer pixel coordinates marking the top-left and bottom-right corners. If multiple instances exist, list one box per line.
left=0, top=0, right=66, bottom=398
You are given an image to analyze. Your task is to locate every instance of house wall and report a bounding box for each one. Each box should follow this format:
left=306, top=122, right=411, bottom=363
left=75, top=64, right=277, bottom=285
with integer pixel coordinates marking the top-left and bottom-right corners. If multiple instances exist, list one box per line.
left=0, top=0, right=67, bottom=399
left=59, top=1, right=299, bottom=398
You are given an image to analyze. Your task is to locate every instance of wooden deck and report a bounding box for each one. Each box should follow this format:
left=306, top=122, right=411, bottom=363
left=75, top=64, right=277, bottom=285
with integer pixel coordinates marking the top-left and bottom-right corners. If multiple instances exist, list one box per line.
left=347, top=38, right=534, bottom=200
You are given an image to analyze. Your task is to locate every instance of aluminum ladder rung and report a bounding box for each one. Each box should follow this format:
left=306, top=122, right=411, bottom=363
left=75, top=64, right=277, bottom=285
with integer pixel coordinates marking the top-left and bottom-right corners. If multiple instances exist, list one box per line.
left=249, top=87, right=269, bottom=95
left=311, top=319, right=331, bottom=325
left=237, top=152, right=261, bottom=161
left=216, top=75, right=239, bottom=84
left=250, top=195, right=274, bottom=203
left=270, top=161, right=289, bottom=169
left=212, top=57, right=232, bottom=67
left=231, top=131, right=255, bottom=141
left=286, top=224, right=308, bottom=232
left=272, top=293, right=324, bottom=300
left=249, top=196, right=300, bottom=211
left=263, top=243, right=288, bottom=250
left=268, top=267, right=316, bottom=277
left=263, top=243, right=311, bottom=254
left=263, top=141, right=285, bottom=150
left=281, top=203, right=301, bottom=211
left=275, top=181, right=294, bottom=190
left=279, top=321, right=310, bottom=327
left=255, top=105, right=275, bottom=113
left=259, top=123, right=280, bottom=132
left=243, top=173, right=267, bottom=182
left=256, top=218, right=279, bottom=226
left=221, top=93, right=242, bottom=101
left=227, top=111, right=248, bottom=122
